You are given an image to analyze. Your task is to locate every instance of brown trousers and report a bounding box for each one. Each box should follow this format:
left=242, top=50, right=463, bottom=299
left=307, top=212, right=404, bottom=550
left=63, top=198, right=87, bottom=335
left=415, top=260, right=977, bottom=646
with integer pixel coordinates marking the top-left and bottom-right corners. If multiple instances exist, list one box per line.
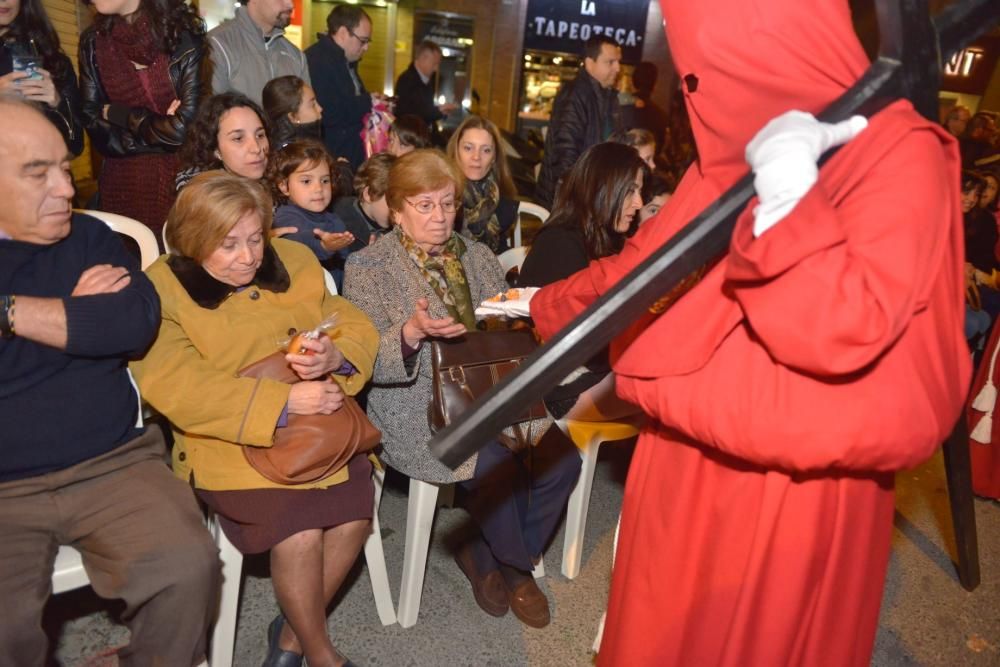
left=0, top=428, right=221, bottom=667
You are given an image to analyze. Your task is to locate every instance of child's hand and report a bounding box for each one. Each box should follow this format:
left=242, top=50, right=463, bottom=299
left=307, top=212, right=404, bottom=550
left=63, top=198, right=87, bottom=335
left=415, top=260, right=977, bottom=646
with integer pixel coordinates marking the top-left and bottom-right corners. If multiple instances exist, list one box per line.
left=315, top=229, right=355, bottom=253
left=271, top=226, right=297, bottom=238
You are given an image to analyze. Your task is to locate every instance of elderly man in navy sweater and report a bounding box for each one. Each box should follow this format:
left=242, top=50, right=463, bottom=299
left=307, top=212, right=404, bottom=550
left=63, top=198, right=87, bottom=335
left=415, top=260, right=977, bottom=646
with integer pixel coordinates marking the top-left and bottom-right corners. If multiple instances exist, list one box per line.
left=0, top=96, right=219, bottom=666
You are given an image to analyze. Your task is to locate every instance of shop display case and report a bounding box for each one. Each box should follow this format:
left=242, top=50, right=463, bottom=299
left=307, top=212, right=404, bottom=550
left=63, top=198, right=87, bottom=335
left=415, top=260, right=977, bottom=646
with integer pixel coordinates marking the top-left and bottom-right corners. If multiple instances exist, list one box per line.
left=517, top=50, right=581, bottom=133
left=516, top=49, right=635, bottom=136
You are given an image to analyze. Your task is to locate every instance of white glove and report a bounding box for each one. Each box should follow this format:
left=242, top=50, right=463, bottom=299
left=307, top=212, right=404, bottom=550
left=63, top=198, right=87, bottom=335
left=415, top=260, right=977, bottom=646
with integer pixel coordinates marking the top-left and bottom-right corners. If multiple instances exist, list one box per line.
left=745, top=110, right=868, bottom=237
left=475, top=287, right=540, bottom=319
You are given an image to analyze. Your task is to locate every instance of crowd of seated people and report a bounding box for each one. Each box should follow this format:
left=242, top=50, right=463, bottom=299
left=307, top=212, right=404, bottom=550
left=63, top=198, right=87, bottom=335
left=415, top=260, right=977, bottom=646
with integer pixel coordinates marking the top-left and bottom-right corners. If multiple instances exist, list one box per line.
left=944, top=104, right=1000, bottom=349
left=963, top=168, right=1000, bottom=345
left=1, top=1, right=729, bottom=663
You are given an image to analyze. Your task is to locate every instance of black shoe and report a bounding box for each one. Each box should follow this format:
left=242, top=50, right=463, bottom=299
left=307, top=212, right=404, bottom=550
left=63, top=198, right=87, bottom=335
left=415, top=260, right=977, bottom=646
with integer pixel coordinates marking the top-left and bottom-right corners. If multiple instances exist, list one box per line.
left=261, top=614, right=303, bottom=667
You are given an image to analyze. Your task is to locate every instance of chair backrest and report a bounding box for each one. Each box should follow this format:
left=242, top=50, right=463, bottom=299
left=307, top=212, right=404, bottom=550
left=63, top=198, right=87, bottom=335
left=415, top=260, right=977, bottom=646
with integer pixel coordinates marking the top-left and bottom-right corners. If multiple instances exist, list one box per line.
left=512, top=201, right=550, bottom=248
left=323, top=269, right=338, bottom=296
left=76, top=209, right=160, bottom=270
left=161, top=218, right=171, bottom=254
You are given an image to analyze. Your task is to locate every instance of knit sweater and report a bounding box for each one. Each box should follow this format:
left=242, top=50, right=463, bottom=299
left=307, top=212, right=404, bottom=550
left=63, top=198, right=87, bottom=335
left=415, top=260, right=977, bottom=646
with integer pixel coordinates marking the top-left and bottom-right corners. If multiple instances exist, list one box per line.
left=0, top=213, right=161, bottom=482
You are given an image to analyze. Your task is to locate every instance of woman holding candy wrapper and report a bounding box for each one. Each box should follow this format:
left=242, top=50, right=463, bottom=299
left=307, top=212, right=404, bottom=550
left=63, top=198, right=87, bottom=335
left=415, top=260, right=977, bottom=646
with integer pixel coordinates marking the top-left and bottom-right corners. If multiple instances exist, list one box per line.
left=131, top=171, right=378, bottom=667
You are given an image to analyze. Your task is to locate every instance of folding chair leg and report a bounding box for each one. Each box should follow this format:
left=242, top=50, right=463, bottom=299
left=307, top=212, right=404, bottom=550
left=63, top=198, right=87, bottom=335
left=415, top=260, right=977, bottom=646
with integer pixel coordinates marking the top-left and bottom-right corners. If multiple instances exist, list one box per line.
left=562, top=442, right=600, bottom=580
left=396, top=479, right=440, bottom=628
left=209, top=516, right=243, bottom=667
left=365, top=467, right=397, bottom=625
left=942, top=418, right=980, bottom=591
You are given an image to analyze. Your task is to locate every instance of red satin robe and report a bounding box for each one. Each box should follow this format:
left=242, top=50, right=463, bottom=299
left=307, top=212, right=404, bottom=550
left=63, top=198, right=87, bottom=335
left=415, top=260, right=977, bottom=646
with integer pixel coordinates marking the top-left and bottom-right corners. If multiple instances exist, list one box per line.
left=530, top=3, right=969, bottom=664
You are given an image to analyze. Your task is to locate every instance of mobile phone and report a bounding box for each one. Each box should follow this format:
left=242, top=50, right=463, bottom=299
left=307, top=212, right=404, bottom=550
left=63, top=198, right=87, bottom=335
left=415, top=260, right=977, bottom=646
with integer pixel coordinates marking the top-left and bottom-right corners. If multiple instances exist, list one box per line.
left=12, top=55, right=43, bottom=81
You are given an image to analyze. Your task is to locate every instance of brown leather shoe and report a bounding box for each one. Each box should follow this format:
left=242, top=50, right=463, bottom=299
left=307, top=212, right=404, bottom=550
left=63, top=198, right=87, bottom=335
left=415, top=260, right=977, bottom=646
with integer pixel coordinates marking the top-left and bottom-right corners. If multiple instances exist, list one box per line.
left=508, top=578, right=551, bottom=628
left=454, top=544, right=509, bottom=617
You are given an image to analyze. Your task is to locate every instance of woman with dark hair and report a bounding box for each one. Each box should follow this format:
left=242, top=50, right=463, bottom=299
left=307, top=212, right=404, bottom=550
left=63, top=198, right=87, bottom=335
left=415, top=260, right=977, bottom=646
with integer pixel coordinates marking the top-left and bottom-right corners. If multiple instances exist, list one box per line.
left=263, top=75, right=323, bottom=150
left=516, top=141, right=646, bottom=421
left=79, top=0, right=204, bottom=239
left=176, top=92, right=270, bottom=189
left=446, top=114, right=519, bottom=253
left=0, top=0, right=83, bottom=154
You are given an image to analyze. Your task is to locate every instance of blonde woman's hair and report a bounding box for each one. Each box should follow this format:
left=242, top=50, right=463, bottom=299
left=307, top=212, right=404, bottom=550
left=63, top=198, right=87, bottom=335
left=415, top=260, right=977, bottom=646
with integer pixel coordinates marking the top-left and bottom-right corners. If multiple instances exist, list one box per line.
left=166, top=170, right=273, bottom=261
left=446, top=115, right=516, bottom=197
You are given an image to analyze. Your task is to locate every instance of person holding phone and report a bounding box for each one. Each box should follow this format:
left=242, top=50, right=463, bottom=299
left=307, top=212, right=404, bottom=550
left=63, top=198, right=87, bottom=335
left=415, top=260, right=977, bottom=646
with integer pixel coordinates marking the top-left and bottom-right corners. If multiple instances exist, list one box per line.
left=0, top=0, right=83, bottom=155
left=79, top=0, right=205, bottom=242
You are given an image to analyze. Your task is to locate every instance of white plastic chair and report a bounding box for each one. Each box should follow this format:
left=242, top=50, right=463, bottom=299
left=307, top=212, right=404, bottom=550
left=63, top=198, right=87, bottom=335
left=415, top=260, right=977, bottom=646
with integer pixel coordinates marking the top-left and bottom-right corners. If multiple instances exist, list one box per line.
left=323, top=268, right=339, bottom=296
left=205, top=465, right=397, bottom=665
left=51, top=515, right=238, bottom=667
left=512, top=201, right=550, bottom=249
left=395, top=476, right=545, bottom=629
left=557, top=418, right=642, bottom=580
left=76, top=209, right=160, bottom=269
left=162, top=219, right=171, bottom=254
left=52, top=466, right=397, bottom=666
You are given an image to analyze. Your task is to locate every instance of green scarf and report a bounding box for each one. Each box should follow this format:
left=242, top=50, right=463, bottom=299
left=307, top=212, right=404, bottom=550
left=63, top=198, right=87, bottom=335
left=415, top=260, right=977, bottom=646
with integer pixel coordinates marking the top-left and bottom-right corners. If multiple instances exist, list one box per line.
left=398, top=229, right=477, bottom=330
left=460, top=174, right=502, bottom=252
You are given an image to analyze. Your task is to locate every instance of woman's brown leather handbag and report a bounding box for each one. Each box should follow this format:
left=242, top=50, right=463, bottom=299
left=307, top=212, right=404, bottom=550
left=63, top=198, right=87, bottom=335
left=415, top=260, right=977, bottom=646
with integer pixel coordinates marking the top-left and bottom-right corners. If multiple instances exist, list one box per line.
left=429, top=329, right=548, bottom=452
left=238, top=352, right=380, bottom=484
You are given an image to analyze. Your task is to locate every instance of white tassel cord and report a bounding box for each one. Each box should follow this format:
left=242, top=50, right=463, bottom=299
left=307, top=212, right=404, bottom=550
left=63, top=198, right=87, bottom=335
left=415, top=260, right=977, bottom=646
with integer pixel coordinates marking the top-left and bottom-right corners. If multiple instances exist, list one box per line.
left=971, top=333, right=1000, bottom=444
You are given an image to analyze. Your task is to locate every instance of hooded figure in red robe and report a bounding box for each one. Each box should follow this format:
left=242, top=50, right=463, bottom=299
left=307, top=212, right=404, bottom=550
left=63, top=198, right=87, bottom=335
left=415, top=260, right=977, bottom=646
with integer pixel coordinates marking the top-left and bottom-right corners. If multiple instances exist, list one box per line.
left=527, top=1, right=970, bottom=664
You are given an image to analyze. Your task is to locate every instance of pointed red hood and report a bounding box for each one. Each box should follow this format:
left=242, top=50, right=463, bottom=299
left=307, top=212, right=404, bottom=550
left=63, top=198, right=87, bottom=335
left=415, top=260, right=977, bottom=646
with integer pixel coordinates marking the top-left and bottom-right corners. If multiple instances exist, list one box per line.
left=664, top=0, right=869, bottom=187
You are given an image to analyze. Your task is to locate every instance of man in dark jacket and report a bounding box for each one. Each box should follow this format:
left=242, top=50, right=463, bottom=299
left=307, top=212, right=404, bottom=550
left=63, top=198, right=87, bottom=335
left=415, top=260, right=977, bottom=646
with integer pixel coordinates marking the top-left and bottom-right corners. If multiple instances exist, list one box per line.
left=306, top=4, right=373, bottom=168
left=394, top=40, right=457, bottom=142
left=0, top=96, right=220, bottom=666
left=536, top=35, right=622, bottom=208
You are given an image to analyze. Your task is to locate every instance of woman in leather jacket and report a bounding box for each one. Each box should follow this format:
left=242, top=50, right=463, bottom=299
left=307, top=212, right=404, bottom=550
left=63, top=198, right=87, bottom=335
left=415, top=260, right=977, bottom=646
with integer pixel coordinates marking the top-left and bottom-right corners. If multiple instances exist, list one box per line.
left=79, top=0, right=204, bottom=241
left=0, top=0, right=83, bottom=155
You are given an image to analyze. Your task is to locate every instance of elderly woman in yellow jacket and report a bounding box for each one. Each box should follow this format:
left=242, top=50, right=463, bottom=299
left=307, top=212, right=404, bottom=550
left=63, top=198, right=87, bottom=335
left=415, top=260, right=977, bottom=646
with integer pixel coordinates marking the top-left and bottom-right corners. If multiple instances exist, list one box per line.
left=131, top=171, right=377, bottom=667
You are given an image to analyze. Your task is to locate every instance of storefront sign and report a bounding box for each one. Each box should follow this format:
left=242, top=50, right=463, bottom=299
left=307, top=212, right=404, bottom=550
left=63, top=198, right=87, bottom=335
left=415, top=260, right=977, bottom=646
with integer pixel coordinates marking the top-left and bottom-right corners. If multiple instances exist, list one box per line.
left=524, top=0, right=652, bottom=63
left=941, top=37, right=999, bottom=96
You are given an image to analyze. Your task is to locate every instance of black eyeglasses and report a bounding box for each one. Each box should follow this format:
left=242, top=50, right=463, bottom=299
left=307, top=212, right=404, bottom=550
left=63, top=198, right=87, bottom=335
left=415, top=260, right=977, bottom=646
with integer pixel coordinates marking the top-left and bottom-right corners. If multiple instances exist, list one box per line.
left=348, top=28, right=372, bottom=46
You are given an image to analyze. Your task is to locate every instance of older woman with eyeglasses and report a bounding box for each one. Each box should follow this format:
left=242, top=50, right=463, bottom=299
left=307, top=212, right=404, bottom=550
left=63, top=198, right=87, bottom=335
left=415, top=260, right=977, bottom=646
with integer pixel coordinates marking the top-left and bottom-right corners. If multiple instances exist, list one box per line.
left=343, top=149, right=580, bottom=629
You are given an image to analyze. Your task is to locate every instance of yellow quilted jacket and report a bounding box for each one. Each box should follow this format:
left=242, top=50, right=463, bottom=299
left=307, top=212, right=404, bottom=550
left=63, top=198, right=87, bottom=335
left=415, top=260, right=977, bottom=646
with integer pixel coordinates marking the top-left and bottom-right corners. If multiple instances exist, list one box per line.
left=131, top=239, right=378, bottom=490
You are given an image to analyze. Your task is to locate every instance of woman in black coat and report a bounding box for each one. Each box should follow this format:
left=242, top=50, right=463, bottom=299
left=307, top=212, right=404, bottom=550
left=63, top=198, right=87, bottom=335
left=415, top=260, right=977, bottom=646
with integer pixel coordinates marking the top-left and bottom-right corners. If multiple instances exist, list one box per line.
left=79, top=0, right=204, bottom=239
left=0, top=0, right=83, bottom=155
left=518, top=142, right=647, bottom=421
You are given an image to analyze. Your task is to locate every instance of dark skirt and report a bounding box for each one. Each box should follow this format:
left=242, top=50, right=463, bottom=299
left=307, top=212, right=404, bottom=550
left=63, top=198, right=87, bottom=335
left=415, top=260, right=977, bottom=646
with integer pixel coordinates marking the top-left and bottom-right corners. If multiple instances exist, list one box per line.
left=195, top=454, right=374, bottom=554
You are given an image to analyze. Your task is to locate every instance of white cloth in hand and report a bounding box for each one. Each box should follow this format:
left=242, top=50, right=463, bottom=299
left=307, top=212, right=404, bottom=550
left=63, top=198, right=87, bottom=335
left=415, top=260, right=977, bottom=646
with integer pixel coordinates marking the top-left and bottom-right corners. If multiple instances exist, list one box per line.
left=745, top=110, right=868, bottom=237
left=475, top=287, right=540, bottom=319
